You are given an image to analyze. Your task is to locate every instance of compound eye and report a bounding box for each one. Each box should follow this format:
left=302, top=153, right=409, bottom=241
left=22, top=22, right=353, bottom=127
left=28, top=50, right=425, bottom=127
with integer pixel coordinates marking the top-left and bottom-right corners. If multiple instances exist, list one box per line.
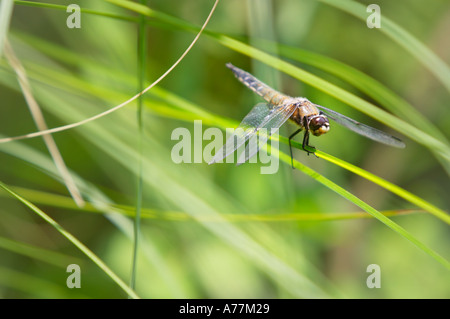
left=310, top=116, right=329, bottom=136
left=311, top=117, right=326, bottom=129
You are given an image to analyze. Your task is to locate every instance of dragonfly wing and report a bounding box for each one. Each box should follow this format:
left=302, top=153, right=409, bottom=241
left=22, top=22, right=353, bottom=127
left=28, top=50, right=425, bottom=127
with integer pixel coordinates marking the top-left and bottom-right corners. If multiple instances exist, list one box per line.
left=316, top=104, right=405, bottom=148
left=237, top=103, right=298, bottom=165
left=209, top=103, right=296, bottom=164
left=209, top=103, right=273, bottom=164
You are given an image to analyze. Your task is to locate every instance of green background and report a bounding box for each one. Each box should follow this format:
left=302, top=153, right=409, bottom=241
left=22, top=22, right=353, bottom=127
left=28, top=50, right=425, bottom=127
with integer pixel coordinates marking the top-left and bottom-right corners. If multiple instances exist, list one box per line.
left=0, top=0, right=448, bottom=298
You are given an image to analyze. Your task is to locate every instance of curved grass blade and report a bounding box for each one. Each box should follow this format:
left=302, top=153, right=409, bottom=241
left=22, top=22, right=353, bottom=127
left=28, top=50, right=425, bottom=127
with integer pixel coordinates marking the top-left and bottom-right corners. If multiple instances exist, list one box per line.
left=269, top=146, right=450, bottom=271
left=0, top=180, right=140, bottom=299
left=4, top=39, right=85, bottom=207
left=2, top=0, right=218, bottom=144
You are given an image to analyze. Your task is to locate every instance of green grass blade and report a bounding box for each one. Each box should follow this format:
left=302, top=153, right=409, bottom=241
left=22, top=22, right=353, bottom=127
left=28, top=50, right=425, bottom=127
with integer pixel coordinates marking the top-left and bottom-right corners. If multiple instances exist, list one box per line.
left=1, top=185, right=422, bottom=222
left=319, top=0, right=450, bottom=92
left=0, top=181, right=140, bottom=299
left=129, top=0, right=148, bottom=294
left=104, top=0, right=152, bottom=15
left=0, top=137, right=187, bottom=298
left=14, top=0, right=137, bottom=22
left=271, top=147, right=450, bottom=271
left=0, top=0, right=14, bottom=56
left=286, top=138, right=450, bottom=225
left=0, top=235, right=84, bottom=267
left=0, top=265, right=88, bottom=298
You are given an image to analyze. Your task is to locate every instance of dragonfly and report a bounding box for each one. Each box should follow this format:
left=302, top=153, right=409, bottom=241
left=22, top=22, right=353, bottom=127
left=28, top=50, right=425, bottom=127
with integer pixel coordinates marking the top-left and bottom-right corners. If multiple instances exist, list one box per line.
left=209, top=63, right=405, bottom=165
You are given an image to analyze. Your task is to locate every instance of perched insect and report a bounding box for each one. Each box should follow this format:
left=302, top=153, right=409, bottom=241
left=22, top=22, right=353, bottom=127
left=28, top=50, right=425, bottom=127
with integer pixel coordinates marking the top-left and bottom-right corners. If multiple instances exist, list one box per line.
left=209, top=63, right=405, bottom=165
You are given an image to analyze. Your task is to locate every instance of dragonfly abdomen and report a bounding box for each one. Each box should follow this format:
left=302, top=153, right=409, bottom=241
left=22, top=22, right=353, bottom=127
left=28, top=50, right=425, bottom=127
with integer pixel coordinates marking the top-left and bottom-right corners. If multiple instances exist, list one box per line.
left=226, top=63, right=288, bottom=106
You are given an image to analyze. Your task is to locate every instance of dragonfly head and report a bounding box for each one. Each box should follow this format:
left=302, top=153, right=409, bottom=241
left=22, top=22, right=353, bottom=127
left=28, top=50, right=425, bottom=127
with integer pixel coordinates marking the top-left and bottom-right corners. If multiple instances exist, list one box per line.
left=309, top=114, right=330, bottom=136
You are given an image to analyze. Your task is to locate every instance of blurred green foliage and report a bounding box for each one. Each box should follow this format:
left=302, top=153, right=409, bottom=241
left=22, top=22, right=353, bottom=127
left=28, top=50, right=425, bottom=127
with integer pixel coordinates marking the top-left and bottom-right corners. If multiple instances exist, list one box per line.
left=0, top=0, right=448, bottom=298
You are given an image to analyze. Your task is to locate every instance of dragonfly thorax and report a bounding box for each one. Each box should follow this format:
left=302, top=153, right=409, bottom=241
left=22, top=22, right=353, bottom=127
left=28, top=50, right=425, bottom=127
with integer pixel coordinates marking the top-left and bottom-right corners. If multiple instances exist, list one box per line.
left=308, top=114, right=330, bottom=136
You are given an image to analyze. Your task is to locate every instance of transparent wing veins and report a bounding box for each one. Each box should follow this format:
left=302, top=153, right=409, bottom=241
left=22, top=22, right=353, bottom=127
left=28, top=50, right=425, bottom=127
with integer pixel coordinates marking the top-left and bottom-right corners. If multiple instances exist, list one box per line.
left=209, top=103, right=297, bottom=164
left=237, top=104, right=298, bottom=164
left=316, top=104, right=405, bottom=148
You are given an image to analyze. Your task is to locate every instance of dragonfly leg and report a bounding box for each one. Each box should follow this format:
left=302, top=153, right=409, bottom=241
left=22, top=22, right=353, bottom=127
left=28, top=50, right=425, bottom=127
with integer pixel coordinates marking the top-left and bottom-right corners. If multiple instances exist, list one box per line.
left=289, top=128, right=302, bottom=168
left=302, top=131, right=316, bottom=156
left=302, top=117, right=316, bottom=156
